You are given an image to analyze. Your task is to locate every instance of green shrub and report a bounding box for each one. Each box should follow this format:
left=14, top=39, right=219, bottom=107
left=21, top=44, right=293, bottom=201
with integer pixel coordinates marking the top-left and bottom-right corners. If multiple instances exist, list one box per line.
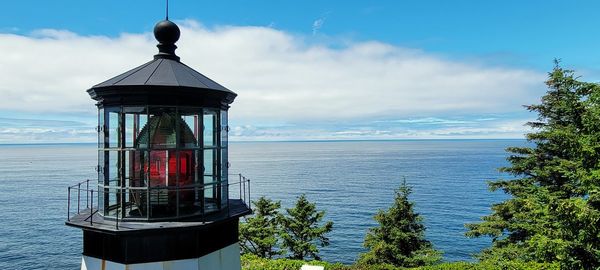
left=241, top=254, right=348, bottom=270
left=241, top=254, right=560, bottom=270
left=475, top=259, right=560, bottom=270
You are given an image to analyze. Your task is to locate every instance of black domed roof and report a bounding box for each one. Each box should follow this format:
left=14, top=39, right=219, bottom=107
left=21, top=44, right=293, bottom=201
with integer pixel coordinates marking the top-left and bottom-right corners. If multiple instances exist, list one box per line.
left=90, top=58, right=233, bottom=93
left=87, top=20, right=236, bottom=107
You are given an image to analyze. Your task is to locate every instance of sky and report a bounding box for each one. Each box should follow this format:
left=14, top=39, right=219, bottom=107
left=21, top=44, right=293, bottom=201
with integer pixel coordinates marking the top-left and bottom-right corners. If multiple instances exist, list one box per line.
left=1, top=0, right=599, bottom=143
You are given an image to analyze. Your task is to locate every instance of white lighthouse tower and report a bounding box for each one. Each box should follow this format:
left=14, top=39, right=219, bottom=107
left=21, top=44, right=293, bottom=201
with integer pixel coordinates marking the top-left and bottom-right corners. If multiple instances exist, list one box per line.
left=66, top=19, right=251, bottom=270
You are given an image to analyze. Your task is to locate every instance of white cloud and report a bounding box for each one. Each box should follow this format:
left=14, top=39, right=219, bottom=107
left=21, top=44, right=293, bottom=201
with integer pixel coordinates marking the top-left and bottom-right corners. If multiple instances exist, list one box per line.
left=0, top=117, right=95, bottom=143
left=373, top=117, right=474, bottom=125
left=177, top=23, right=545, bottom=123
left=0, top=20, right=546, bottom=142
left=228, top=117, right=532, bottom=141
left=312, top=17, right=325, bottom=35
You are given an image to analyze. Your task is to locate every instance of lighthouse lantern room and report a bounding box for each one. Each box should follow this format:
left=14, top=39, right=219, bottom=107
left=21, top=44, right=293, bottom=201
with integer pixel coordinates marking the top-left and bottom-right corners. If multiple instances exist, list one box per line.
left=66, top=19, right=251, bottom=270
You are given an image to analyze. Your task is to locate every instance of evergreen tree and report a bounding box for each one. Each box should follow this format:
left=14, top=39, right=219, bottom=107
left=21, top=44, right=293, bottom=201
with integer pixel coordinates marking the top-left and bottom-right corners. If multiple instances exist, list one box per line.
left=466, top=62, right=600, bottom=269
left=239, top=196, right=283, bottom=258
left=359, top=179, right=442, bottom=267
left=280, top=194, right=334, bottom=260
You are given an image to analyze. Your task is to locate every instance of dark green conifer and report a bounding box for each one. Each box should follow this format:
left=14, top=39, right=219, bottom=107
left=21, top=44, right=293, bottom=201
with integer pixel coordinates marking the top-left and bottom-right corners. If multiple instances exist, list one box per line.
left=239, top=196, right=283, bottom=258
left=466, top=62, right=600, bottom=269
left=280, top=194, right=334, bottom=260
left=359, top=179, right=442, bottom=267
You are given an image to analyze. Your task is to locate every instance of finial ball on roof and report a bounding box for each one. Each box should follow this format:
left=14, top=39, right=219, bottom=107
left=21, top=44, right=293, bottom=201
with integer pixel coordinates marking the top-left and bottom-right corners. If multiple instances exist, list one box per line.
left=154, top=20, right=180, bottom=44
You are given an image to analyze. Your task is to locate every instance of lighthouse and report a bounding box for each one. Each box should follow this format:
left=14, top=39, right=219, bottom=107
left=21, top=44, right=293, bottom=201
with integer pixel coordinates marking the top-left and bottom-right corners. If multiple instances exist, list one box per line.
left=66, top=19, right=251, bottom=270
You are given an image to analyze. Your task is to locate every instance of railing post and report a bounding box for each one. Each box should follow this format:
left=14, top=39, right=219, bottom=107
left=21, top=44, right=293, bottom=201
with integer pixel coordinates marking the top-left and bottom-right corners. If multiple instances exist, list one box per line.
left=67, top=187, right=71, bottom=221
left=247, top=178, right=251, bottom=211
left=86, top=179, right=89, bottom=209
left=90, top=190, right=94, bottom=226
left=239, top=174, right=242, bottom=199
left=77, top=183, right=81, bottom=214
left=243, top=176, right=246, bottom=203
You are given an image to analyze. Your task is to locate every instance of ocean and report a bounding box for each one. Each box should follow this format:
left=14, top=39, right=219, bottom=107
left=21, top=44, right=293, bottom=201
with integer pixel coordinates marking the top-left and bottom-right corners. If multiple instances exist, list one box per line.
left=0, top=140, right=522, bottom=269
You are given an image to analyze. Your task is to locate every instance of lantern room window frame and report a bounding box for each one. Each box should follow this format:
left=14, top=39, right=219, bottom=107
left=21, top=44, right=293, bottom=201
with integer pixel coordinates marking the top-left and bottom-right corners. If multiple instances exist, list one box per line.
left=96, top=104, right=230, bottom=221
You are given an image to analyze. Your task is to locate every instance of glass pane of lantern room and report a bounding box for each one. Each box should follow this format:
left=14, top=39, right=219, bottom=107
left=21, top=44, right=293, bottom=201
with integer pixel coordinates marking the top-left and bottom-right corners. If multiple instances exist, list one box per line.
left=179, top=108, right=201, bottom=149
left=148, top=150, right=168, bottom=187
left=203, top=149, right=215, bottom=181
left=106, top=151, right=120, bottom=217
left=108, top=151, right=120, bottom=188
left=97, top=150, right=106, bottom=215
left=203, top=149, right=217, bottom=213
left=125, top=113, right=134, bottom=148
left=125, top=150, right=147, bottom=219
left=178, top=149, right=201, bottom=217
left=147, top=107, right=177, bottom=149
left=106, top=187, right=119, bottom=218
left=124, top=107, right=147, bottom=149
left=221, top=148, right=228, bottom=208
left=177, top=150, right=196, bottom=216
left=97, top=150, right=105, bottom=214
left=220, top=110, right=228, bottom=148
left=98, top=108, right=104, bottom=148
left=148, top=149, right=177, bottom=218
left=192, top=150, right=202, bottom=213
left=129, top=150, right=147, bottom=188
left=203, top=111, right=216, bottom=147
left=97, top=188, right=105, bottom=214
left=177, top=150, right=195, bottom=186
left=219, top=110, right=228, bottom=208
left=108, top=110, right=120, bottom=148
left=135, top=112, right=150, bottom=149
left=121, top=151, right=131, bottom=217
left=98, top=150, right=105, bottom=185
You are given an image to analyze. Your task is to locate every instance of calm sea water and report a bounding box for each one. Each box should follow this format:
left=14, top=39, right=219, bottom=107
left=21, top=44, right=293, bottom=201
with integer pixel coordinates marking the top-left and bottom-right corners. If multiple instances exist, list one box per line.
left=0, top=140, right=522, bottom=269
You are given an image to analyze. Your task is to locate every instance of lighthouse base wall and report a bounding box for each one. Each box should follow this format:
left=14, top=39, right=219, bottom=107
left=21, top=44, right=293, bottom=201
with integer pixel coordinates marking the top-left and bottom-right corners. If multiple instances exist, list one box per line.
left=81, top=242, right=241, bottom=270
left=81, top=218, right=240, bottom=264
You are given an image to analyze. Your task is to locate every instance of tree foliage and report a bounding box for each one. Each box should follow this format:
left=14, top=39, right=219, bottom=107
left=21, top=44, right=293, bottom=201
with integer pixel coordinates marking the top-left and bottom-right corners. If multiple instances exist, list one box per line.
left=359, top=179, right=442, bottom=267
left=466, top=62, right=600, bottom=269
left=242, top=253, right=559, bottom=270
left=280, top=194, right=334, bottom=260
left=239, top=196, right=284, bottom=258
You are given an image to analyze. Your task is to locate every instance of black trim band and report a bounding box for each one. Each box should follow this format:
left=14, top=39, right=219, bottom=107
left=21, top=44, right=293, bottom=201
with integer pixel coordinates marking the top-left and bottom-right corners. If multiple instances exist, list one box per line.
left=83, top=217, right=239, bottom=264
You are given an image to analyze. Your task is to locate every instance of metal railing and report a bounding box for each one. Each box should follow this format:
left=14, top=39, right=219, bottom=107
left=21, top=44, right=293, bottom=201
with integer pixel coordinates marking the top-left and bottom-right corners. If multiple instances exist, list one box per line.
left=66, top=179, right=96, bottom=223
left=66, top=174, right=251, bottom=229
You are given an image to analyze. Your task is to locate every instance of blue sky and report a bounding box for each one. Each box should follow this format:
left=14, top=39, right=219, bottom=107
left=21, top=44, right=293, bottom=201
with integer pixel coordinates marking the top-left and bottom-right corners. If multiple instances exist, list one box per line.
left=1, top=0, right=599, bottom=143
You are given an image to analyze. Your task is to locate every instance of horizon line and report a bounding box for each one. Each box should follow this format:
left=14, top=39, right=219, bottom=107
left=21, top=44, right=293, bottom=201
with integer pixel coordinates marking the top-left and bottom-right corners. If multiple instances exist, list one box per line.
left=0, top=138, right=527, bottom=146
